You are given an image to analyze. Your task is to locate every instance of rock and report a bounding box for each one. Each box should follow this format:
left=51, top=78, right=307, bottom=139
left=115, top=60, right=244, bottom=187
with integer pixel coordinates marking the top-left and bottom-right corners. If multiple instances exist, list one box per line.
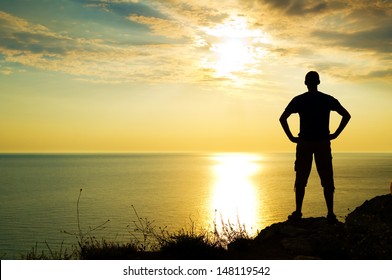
left=250, top=194, right=392, bottom=259
left=253, top=217, right=347, bottom=259
left=345, top=194, right=392, bottom=259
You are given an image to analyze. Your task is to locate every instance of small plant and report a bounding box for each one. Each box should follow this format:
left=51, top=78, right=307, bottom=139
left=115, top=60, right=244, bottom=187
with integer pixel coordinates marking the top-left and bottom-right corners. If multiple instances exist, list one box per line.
left=126, top=206, right=255, bottom=259
left=22, top=241, right=76, bottom=260
left=62, top=189, right=111, bottom=258
left=62, top=189, right=110, bottom=247
left=159, top=229, right=224, bottom=259
left=127, top=205, right=168, bottom=251
left=212, top=211, right=253, bottom=249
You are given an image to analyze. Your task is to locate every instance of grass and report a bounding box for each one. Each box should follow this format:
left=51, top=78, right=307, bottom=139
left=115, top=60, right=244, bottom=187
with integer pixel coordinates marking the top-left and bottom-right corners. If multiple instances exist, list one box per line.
left=22, top=241, right=77, bottom=260
left=22, top=189, right=255, bottom=260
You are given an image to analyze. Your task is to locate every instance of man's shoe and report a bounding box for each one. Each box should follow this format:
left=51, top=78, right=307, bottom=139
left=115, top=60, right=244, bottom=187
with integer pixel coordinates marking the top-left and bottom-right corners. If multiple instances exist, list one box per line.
left=327, top=213, right=338, bottom=224
left=288, top=211, right=302, bottom=222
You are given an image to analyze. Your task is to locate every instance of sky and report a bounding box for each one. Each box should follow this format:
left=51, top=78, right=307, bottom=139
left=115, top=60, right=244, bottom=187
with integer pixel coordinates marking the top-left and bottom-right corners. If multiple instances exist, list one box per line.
left=0, top=0, right=391, bottom=153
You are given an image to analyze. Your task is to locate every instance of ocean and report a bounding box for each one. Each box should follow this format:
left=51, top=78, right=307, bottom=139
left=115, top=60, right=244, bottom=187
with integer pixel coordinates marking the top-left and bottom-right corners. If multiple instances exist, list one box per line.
left=0, top=152, right=391, bottom=259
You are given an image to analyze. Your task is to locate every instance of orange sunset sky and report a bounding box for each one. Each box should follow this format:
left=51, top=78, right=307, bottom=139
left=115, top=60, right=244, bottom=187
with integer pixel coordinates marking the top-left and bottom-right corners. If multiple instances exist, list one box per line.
left=0, top=0, right=391, bottom=153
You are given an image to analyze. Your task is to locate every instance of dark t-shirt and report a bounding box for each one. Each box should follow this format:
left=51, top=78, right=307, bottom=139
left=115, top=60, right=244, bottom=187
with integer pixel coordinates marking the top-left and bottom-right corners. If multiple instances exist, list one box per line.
left=285, top=91, right=342, bottom=141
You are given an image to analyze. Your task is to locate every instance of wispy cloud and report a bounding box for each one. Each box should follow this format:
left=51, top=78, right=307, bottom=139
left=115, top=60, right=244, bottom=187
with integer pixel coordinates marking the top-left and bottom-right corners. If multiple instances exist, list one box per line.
left=313, top=26, right=392, bottom=53
left=258, top=0, right=333, bottom=16
left=0, top=11, right=71, bottom=53
left=0, top=9, right=202, bottom=84
left=127, top=14, right=192, bottom=40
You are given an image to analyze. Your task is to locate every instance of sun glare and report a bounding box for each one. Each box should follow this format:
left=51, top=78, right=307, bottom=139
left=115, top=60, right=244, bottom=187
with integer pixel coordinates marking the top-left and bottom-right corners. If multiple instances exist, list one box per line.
left=201, top=16, right=269, bottom=82
left=210, top=154, right=262, bottom=233
left=211, top=38, right=253, bottom=77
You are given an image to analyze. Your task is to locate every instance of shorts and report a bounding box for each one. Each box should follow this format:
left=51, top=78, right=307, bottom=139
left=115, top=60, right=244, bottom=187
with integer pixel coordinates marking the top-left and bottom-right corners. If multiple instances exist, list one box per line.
left=294, top=139, right=335, bottom=191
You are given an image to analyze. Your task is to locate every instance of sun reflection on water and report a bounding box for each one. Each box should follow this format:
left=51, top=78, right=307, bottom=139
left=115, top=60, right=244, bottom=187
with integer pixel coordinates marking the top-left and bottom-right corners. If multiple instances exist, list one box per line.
left=209, top=153, right=262, bottom=234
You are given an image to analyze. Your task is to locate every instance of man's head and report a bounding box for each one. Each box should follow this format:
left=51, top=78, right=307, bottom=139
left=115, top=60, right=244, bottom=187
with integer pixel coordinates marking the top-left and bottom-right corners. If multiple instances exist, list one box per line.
left=305, top=71, right=320, bottom=86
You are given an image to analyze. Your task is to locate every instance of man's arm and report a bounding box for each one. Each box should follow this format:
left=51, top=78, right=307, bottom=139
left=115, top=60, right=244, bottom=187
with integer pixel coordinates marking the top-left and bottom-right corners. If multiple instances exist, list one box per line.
left=330, top=106, right=351, bottom=140
left=279, top=110, right=299, bottom=143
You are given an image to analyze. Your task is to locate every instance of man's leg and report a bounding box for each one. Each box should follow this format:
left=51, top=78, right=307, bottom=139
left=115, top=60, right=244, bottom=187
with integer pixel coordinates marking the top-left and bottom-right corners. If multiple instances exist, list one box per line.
left=293, top=141, right=313, bottom=215
left=315, top=141, right=336, bottom=219
left=323, top=188, right=334, bottom=215
left=295, top=186, right=305, bottom=214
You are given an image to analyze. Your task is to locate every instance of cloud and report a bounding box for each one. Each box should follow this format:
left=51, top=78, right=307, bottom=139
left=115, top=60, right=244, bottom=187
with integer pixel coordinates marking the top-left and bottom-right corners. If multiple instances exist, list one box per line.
left=0, top=11, right=51, bottom=34
left=78, top=0, right=163, bottom=18
left=234, top=0, right=392, bottom=82
left=260, top=0, right=331, bottom=15
left=313, top=25, right=392, bottom=53
left=0, top=11, right=73, bottom=54
left=0, top=9, right=204, bottom=83
left=127, top=14, right=192, bottom=39
left=304, top=1, right=392, bottom=66
left=366, top=69, right=392, bottom=79
left=0, top=67, right=13, bottom=75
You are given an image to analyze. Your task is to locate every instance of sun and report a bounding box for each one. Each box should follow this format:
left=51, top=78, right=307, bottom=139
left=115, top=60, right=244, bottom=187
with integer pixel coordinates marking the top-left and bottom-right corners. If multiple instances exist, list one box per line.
left=200, top=16, right=269, bottom=81
left=211, top=38, right=253, bottom=77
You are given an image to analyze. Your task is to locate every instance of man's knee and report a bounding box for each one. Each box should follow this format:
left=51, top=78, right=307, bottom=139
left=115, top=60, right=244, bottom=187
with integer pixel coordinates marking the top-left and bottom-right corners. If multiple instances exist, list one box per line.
left=323, top=184, right=335, bottom=193
left=320, top=174, right=334, bottom=191
left=294, top=182, right=306, bottom=192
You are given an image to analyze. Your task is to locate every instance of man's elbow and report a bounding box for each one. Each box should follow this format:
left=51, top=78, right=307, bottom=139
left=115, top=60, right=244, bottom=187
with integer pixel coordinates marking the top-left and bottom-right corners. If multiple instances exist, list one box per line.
left=279, top=112, right=289, bottom=123
left=345, top=112, right=351, bottom=121
left=339, top=108, right=351, bottom=121
left=279, top=116, right=286, bottom=126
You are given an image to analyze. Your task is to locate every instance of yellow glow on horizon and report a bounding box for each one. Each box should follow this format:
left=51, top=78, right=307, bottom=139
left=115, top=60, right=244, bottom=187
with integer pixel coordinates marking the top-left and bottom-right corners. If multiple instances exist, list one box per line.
left=210, top=153, right=262, bottom=233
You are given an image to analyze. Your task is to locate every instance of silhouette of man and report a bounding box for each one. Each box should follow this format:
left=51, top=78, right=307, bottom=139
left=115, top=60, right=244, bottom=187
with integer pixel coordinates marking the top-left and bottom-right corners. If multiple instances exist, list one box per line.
left=279, top=71, right=351, bottom=223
